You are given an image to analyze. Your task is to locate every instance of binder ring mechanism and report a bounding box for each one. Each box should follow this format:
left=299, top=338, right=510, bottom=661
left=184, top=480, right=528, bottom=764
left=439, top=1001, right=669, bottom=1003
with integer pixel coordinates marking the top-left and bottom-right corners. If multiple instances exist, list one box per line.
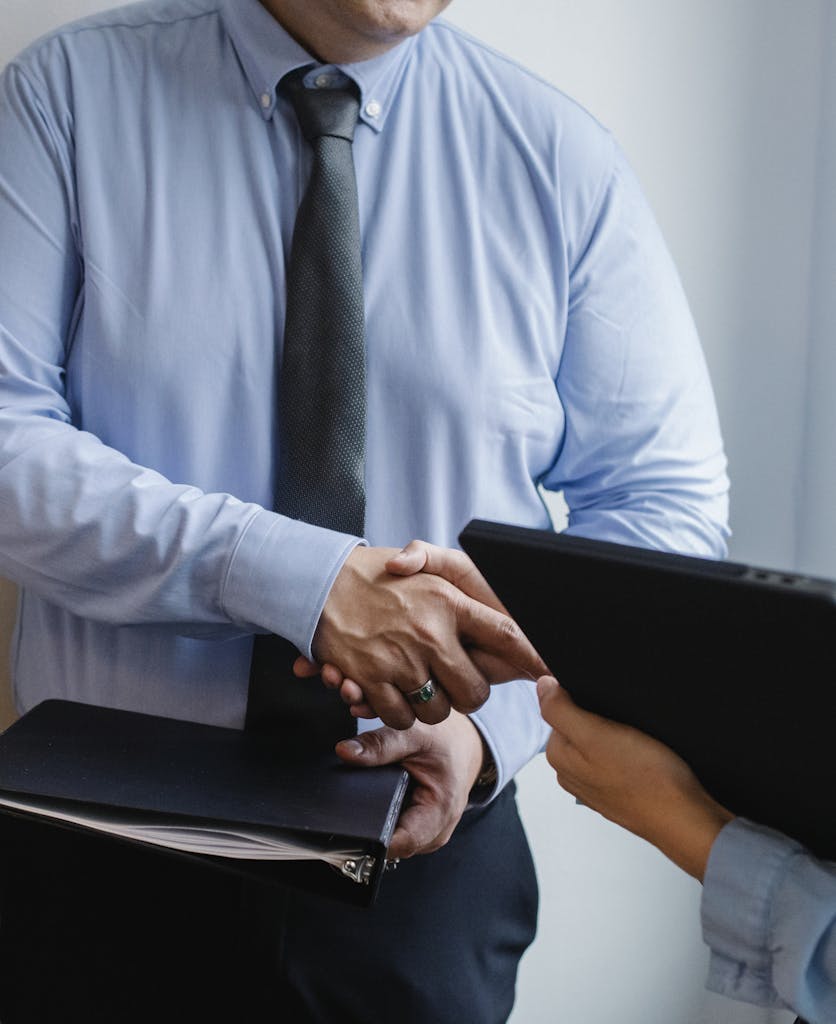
left=339, top=855, right=400, bottom=885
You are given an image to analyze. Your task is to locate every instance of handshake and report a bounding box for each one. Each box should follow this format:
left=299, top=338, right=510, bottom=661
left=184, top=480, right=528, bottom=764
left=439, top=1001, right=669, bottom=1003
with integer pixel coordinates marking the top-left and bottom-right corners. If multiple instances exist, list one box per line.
left=295, top=539, right=549, bottom=730
left=296, top=539, right=733, bottom=881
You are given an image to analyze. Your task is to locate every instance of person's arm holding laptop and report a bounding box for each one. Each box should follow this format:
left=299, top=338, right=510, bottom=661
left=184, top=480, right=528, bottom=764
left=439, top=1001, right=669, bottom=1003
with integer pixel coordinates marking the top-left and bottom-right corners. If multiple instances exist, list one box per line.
left=537, top=675, right=836, bottom=1024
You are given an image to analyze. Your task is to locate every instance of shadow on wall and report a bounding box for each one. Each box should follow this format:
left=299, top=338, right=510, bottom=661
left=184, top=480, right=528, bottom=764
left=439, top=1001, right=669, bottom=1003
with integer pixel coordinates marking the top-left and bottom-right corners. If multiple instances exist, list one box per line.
left=0, top=579, right=17, bottom=730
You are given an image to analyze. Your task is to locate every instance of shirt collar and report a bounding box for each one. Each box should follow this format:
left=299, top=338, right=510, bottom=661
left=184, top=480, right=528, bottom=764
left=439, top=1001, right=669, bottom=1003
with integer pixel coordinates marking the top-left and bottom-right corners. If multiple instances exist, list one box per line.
left=220, top=0, right=416, bottom=133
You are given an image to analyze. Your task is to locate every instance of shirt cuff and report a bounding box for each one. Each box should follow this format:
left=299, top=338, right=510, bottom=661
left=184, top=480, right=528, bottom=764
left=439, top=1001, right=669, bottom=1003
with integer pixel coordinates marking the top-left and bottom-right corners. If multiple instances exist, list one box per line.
left=701, top=817, right=802, bottom=1007
left=467, top=677, right=551, bottom=804
left=220, top=508, right=364, bottom=658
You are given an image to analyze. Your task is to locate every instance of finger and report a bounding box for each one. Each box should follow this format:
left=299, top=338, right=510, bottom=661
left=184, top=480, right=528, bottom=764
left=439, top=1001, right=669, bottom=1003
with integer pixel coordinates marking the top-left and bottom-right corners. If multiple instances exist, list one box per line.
left=537, top=677, right=606, bottom=748
left=536, top=674, right=559, bottom=701
left=455, top=596, right=548, bottom=681
left=399, top=676, right=453, bottom=726
left=335, top=724, right=426, bottom=766
left=339, top=679, right=365, bottom=704
left=545, top=728, right=582, bottom=775
left=468, top=647, right=535, bottom=686
left=388, top=800, right=451, bottom=859
left=387, top=541, right=507, bottom=614
left=339, top=680, right=387, bottom=717
left=292, top=656, right=321, bottom=679
left=358, top=675, right=454, bottom=733
left=536, top=674, right=563, bottom=723
left=425, top=653, right=489, bottom=716
left=320, top=663, right=345, bottom=688
left=355, top=683, right=416, bottom=731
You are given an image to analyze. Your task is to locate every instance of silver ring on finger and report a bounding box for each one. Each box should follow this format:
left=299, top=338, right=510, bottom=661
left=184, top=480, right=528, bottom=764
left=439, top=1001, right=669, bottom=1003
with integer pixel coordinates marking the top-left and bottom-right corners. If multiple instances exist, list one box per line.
left=406, top=679, right=437, bottom=706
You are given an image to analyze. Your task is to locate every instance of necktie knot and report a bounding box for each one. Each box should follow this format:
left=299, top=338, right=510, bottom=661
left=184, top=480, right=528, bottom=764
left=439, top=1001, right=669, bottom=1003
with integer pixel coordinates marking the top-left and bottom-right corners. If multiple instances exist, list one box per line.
left=283, top=68, right=360, bottom=144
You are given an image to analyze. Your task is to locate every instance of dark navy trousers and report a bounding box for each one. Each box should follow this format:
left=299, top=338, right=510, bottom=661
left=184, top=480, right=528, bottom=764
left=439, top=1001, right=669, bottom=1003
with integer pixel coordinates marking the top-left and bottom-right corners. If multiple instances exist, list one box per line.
left=0, top=784, right=538, bottom=1023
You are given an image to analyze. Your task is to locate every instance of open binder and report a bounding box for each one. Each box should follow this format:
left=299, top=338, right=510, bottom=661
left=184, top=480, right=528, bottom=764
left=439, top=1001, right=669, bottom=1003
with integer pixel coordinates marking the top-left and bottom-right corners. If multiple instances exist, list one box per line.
left=0, top=699, right=409, bottom=906
left=460, top=518, right=836, bottom=861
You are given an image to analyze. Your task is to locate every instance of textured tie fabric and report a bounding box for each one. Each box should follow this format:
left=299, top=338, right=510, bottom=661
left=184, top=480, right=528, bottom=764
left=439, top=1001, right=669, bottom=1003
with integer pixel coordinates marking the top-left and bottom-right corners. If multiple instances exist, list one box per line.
left=246, top=69, right=366, bottom=748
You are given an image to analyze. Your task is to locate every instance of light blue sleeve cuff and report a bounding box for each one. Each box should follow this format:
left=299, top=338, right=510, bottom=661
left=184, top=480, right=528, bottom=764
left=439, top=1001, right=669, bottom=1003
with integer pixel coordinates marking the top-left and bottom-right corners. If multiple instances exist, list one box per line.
left=220, top=508, right=365, bottom=658
left=701, top=817, right=802, bottom=1009
left=467, top=677, right=552, bottom=804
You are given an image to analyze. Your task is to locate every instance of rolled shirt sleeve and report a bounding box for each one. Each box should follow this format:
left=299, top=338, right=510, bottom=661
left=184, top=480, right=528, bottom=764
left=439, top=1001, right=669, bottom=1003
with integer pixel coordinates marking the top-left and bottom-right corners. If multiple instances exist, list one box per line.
left=702, top=817, right=836, bottom=1023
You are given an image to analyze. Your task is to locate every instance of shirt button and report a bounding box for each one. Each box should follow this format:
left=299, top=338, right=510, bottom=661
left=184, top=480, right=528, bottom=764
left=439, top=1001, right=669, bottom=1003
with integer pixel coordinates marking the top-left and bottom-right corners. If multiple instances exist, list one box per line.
left=315, top=74, right=331, bottom=88
left=260, top=92, right=271, bottom=109
left=365, top=100, right=382, bottom=119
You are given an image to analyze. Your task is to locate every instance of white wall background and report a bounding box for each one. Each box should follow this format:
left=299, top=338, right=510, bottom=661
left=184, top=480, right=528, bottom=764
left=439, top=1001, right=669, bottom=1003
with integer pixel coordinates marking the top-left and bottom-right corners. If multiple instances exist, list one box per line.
left=2, top=2, right=833, bottom=1022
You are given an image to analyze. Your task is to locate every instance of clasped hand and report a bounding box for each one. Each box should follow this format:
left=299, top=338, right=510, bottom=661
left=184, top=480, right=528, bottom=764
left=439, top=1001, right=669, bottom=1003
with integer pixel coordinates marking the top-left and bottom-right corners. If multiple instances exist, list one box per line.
left=298, top=541, right=547, bottom=730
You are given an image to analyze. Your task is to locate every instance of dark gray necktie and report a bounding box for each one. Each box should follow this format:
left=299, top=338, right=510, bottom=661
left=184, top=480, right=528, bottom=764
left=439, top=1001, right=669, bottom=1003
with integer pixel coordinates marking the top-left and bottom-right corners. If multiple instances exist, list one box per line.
left=246, top=69, right=365, bottom=748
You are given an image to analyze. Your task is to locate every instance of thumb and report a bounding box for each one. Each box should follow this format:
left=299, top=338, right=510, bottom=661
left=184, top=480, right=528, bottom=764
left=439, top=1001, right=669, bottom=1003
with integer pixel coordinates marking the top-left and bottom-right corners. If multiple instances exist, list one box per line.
left=335, top=725, right=425, bottom=766
left=388, top=541, right=507, bottom=614
left=536, top=674, right=560, bottom=704
left=537, top=674, right=580, bottom=723
left=385, top=539, right=430, bottom=577
left=536, top=677, right=599, bottom=745
left=536, top=674, right=565, bottom=728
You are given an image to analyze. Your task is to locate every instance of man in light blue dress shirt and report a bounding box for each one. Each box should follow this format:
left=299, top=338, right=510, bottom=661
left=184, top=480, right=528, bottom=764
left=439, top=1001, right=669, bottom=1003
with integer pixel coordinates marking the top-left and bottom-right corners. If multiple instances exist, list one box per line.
left=0, top=0, right=729, bottom=1020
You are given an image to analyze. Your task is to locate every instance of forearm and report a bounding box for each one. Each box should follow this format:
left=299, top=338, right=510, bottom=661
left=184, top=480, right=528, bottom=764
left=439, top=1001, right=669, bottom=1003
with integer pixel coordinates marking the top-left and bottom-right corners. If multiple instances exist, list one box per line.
left=0, top=58, right=364, bottom=650
left=0, top=421, right=360, bottom=648
left=641, top=789, right=733, bottom=882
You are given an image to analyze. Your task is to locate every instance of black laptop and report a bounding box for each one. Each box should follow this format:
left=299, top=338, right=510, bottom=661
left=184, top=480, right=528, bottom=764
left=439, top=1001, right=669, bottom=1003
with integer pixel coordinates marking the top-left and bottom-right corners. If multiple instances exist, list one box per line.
left=459, top=518, right=836, bottom=860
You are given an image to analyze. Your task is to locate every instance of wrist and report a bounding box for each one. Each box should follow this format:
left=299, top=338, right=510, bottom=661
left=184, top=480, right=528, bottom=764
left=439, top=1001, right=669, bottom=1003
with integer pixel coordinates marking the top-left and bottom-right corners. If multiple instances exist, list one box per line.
left=651, top=794, right=734, bottom=882
left=466, top=720, right=498, bottom=803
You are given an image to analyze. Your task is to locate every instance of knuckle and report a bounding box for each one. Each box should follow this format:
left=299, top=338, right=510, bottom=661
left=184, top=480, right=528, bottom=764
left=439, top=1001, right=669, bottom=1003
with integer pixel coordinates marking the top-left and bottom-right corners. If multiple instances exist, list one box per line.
left=453, top=696, right=484, bottom=715
left=546, top=731, right=570, bottom=767
left=426, top=811, right=463, bottom=854
left=496, top=614, right=522, bottom=644
left=385, top=705, right=416, bottom=731
left=360, top=730, right=387, bottom=758
left=453, top=682, right=490, bottom=715
left=398, top=825, right=421, bottom=859
left=419, top=703, right=451, bottom=726
left=427, top=574, right=457, bottom=607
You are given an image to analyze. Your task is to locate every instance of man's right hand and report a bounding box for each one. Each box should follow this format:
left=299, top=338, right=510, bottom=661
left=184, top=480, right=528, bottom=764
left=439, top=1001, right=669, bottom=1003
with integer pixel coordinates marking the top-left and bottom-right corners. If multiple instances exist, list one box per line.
left=307, top=544, right=547, bottom=730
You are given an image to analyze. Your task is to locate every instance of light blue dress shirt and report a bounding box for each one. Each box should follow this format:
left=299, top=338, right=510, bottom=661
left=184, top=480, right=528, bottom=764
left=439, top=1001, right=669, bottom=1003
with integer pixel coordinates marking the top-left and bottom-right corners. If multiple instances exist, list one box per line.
left=0, top=0, right=729, bottom=789
left=702, top=818, right=836, bottom=1024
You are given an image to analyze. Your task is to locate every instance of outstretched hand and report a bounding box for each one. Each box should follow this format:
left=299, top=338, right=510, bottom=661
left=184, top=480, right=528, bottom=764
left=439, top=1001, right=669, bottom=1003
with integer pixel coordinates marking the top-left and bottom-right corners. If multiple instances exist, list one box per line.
left=298, top=542, right=547, bottom=729
left=537, top=676, right=733, bottom=881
